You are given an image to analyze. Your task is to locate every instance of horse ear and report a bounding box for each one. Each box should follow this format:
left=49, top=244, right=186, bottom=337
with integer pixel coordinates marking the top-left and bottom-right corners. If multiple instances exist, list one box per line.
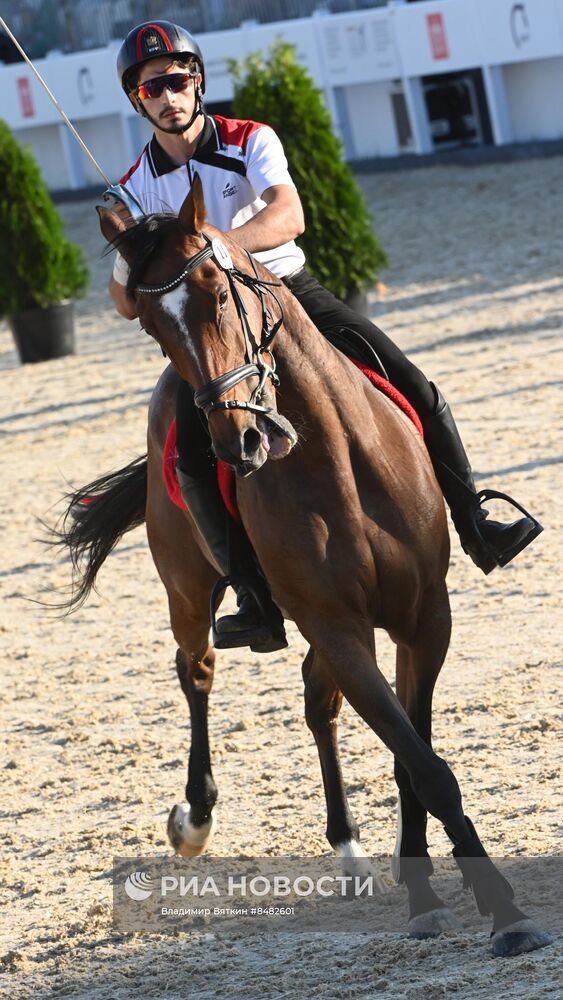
left=179, top=172, right=206, bottom=234
left=97, top=206, right=137, bottom=265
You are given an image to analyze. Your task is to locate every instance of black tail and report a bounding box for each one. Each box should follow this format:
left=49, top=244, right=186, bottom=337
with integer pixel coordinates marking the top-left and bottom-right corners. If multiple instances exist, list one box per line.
left=51, top=455, right=148, bottom=612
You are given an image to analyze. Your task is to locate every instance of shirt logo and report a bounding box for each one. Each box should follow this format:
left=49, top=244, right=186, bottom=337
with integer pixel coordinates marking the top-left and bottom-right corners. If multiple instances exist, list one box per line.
left=222, top=181, right=237, bottom=199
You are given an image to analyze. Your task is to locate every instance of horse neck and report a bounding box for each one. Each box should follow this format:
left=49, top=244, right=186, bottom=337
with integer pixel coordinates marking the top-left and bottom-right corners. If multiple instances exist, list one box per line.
left=270, top=287, right=349, bottom=420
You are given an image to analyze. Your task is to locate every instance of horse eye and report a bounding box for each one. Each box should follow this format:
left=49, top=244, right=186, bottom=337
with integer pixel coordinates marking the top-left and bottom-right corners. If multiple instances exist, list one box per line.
left=219, top=288, right=228, bottom=306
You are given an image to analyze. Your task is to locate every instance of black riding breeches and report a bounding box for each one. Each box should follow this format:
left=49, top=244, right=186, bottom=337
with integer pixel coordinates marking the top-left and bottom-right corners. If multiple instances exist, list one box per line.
left=283, top=268, right=435, bottom=416
left=176, top=267, right=436, bottom=474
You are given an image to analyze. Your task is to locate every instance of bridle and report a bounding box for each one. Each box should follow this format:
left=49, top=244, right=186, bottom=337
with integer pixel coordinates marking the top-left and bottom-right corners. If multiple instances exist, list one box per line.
left=135, top=233, right=284, bottom=419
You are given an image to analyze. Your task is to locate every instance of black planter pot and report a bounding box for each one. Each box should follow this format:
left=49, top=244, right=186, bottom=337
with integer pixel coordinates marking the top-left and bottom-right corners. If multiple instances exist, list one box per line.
left=343, top=287, right=369, bottom=316
left=9, top=300, right=75, bottom=364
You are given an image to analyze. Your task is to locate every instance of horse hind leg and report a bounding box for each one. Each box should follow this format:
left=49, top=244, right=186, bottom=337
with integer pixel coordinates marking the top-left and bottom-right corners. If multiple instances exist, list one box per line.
left=302, top=647, right=387, bottom=894
left=309, top=616, right=551, bottom=956
left=393, top=587, right=552, bottom=954
left=166, top=592, right=219, bottom=858
left=392, top=588, right=461, bottom=937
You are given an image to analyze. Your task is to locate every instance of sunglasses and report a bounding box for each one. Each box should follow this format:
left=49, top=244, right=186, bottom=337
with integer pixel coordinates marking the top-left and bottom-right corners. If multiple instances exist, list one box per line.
left=135, top=72, right=194, bottom=101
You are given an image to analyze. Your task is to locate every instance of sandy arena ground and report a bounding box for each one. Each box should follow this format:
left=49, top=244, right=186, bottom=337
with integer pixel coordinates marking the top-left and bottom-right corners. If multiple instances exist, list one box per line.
left=0, top=157, right=561, bottom=998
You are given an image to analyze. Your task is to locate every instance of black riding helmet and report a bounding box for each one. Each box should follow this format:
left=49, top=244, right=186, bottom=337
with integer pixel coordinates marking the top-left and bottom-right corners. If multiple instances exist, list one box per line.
left=117, top=20, right=205, bottom=95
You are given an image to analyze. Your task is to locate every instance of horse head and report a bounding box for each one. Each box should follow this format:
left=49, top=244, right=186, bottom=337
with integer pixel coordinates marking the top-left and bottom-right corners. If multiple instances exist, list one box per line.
left=98, top=176, right=297, bottom=476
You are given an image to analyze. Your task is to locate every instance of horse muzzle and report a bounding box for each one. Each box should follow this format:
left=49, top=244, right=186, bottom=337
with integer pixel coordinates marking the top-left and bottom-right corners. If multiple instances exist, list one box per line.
left=257, top=410, right=297, bottom=460
left=213, top=409, right=298, bottom=476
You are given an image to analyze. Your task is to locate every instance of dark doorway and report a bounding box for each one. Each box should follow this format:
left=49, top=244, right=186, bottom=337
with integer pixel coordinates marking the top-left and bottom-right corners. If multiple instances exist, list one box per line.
left=422, top=68, right=493, bottom=149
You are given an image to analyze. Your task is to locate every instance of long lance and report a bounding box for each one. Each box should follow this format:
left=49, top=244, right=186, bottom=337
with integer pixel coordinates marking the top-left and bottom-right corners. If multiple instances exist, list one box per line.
left=0, top=15, right=145, bottom=219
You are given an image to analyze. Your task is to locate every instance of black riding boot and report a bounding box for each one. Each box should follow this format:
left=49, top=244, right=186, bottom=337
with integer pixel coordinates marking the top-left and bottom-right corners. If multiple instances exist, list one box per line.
left=423, top=385, right=543, bottom=574
left=176, top=467, right=287, bottom=652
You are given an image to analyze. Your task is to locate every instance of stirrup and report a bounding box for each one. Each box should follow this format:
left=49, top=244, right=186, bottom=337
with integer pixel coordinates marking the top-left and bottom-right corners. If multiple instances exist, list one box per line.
left=209, top=576, right=287, bottom=653
left=474, top=489, right=543, bottom=570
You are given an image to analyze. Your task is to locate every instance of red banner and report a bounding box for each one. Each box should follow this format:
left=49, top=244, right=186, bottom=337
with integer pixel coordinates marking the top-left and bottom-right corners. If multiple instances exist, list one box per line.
left=17, top=77, right=35, bottom=118
left=426, top=13, right=449, bottom=61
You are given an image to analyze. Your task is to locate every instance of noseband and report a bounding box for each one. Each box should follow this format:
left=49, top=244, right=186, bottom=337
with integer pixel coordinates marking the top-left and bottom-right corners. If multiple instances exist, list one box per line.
left=135, top=233, right=283, bottom=419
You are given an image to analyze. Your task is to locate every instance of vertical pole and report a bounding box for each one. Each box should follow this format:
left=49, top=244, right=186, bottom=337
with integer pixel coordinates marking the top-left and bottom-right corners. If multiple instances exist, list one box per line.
left=58, top=122, right=86, bottom=190
left=481, top=64, right=513, bottom=146
left=59, top=0, right=78, bottom=53
left=401, top=76, right=433, bottom=154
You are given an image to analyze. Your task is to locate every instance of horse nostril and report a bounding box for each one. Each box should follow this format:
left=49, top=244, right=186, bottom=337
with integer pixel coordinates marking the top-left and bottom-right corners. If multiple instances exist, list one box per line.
left=242, top=426, right=262, bottom=458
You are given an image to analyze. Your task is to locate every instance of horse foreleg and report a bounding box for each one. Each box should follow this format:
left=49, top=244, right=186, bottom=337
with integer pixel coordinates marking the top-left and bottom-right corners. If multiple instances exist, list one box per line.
left=166, top=602, right=218, bottom=858
left=392, top=589, right=461, bottom=936
left=145, top=408, right=220, bottom=857
left=302, top=647, right=387, bottom=893
left=311, top=624, right=551, bottom=955
left=302, top=645, right=389, bottom=891
left=302, top=647, right=357, bottom=847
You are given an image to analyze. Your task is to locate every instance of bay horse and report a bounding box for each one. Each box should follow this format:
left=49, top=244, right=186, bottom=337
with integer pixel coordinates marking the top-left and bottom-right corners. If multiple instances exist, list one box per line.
left=58, top=177, right=550, bottom=957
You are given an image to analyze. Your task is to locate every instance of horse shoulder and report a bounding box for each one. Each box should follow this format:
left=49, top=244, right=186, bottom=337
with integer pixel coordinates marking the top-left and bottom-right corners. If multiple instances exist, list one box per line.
left=148, top=363, right=179, bottom=453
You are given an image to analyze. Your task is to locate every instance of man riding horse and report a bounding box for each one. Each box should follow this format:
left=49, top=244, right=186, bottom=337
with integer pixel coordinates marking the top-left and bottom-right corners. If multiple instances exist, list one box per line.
left=110, top=20, right=541, bottom=652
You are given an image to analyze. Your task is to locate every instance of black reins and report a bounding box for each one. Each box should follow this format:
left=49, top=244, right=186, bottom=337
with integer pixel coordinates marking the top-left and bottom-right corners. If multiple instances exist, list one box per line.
left=136, top=233, right=284, bottom=419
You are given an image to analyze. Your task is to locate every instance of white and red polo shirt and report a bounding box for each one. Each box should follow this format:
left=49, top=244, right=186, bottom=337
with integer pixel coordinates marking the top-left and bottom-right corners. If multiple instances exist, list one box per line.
left=120, top=113, right=306, bottom=278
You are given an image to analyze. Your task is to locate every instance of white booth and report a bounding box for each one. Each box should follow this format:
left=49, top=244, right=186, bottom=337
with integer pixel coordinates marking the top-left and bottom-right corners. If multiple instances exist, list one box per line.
left=1, top=0, right=563, bottom=191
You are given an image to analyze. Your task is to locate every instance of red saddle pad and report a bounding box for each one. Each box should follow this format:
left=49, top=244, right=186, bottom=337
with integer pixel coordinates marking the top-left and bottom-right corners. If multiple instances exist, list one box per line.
left=163, top=418, right=239, bottom=521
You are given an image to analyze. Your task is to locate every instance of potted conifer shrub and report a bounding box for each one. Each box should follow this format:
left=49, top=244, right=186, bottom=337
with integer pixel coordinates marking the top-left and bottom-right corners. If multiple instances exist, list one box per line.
left=230, top=42, right=387, bottom=311
left=0, top=119, right=88, bottom=363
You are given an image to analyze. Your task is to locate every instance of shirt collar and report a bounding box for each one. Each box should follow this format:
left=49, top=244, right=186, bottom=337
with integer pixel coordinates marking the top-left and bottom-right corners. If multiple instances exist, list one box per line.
left=148, top=114, right=218, bottom=177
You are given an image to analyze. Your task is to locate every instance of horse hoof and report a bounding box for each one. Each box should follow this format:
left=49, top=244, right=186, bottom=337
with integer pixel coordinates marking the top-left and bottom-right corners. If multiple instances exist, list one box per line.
left=408, top=907, right=463, bottom=939
left=491, top=918, right=553, bottom=958
left=335, top=840, right=390, bottom=896
left=167, top=804, right=216, bottom=858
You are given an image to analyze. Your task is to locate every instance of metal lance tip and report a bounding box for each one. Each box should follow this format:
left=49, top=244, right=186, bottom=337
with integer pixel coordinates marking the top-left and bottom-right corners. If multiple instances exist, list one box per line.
left=103, top=184, right=146, bottom=221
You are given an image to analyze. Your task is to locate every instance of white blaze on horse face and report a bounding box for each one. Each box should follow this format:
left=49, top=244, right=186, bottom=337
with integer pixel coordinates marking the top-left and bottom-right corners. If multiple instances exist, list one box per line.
left=160, top=285, right=192, bottom=345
